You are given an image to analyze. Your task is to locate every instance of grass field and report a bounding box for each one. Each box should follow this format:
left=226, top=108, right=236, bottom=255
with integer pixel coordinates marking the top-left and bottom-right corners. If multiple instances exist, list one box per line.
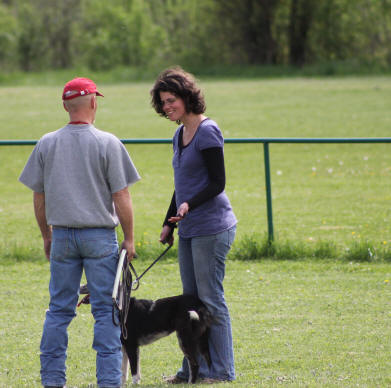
left=1, top=76, right=391, bottom=386
left=2, top=77, right=391, bottom=255
left=1, top=258, right=391, bottom=387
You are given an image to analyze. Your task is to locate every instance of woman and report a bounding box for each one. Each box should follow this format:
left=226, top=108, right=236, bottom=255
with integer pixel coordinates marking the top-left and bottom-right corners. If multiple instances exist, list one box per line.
left=151, top=67, right=237, bottom=384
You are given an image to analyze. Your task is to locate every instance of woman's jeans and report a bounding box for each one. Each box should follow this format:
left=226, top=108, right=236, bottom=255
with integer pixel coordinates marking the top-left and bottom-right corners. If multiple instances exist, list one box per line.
left=176, top=225, right=236, bottom=381
left=40, top=227, right=122, bottom=388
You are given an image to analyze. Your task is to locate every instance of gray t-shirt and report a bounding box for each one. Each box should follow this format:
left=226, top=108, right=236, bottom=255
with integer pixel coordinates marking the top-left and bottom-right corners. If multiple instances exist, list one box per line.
left=19, top=124, right=140, bottom=228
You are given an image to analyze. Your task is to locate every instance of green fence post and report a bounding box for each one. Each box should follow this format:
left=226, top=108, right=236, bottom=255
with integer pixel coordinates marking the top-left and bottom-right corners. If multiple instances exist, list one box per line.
left=263, top=142, right=274, bottom=242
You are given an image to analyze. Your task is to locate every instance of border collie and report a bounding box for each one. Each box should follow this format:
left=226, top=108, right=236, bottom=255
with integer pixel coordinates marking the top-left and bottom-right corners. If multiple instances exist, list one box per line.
left=78, top=289, right=212, bottom=384
left=121, top=294, right=212, bottom=384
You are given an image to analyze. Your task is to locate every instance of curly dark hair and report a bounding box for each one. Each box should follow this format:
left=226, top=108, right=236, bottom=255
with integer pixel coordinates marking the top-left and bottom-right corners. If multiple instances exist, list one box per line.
left=150, top=66, right=206, bottom=123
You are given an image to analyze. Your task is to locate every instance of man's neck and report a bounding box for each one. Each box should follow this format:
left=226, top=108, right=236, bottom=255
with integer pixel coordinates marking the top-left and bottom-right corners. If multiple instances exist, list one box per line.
left=68, top=114, right=94, bottom=124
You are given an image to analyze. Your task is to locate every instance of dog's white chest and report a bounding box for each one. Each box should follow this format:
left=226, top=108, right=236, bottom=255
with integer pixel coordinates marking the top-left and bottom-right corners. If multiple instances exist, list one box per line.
left=139, top=331, right=170, bottom=346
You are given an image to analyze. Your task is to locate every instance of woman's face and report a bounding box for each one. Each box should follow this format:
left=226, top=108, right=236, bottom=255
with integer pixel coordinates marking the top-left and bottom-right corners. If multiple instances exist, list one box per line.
left=159, top=91, right=186, bottom=122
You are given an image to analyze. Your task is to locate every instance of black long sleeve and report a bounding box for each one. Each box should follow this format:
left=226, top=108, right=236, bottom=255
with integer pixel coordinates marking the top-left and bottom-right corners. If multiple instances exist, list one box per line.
left=187, top=147, right=225, bottom=209
left=163, top=191, right=177, bottom=227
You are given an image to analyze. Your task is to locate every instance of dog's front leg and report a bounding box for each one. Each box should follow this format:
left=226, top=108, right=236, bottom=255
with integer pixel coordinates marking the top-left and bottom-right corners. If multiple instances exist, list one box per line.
left=121, top=345, right=129, bottom=386
left=126, top=345, right=141, bottom=384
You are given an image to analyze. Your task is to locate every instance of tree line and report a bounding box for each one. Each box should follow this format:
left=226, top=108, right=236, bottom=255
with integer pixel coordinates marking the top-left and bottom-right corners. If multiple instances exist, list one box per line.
left=1, top=0, right=391, bottom=72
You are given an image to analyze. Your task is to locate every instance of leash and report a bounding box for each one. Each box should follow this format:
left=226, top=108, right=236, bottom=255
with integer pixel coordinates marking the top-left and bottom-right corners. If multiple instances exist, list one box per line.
left=128, top=243, right=172, bottom=291
left=111, top=244, right=172, bottom=339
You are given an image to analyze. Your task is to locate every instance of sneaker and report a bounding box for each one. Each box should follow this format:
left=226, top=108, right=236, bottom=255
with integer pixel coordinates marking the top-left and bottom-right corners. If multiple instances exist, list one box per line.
left=164, top=375, right=187, bottom=384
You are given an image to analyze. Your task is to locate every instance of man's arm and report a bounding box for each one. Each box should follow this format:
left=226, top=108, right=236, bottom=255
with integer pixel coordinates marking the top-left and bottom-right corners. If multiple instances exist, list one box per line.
left=112, top=187, right=136, bottom=261
left=33, top=192, right=52, bottom=261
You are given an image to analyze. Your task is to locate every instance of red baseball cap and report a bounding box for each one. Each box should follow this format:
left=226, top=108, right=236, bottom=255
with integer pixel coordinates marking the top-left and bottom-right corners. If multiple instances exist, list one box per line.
left=62, top=77, right=104, bottom=100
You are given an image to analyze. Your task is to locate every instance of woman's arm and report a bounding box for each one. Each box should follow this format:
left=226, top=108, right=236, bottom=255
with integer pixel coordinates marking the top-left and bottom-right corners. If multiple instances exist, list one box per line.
left=160, top=192, right=177, bottom=244
left=188, top=146, right=225, bottom=209
left=163, top=191, right=177, bottom=227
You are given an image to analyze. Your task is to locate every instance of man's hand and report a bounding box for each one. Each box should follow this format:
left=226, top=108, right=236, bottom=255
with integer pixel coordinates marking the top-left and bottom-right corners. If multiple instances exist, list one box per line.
left=121, top=239, right=136, bottom=262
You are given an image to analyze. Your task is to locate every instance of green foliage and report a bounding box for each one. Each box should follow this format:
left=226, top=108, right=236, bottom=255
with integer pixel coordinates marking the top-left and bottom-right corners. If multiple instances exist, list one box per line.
left=230, top=235, right=336, bottom=261
left=229, top=234, right=272, bottom=261
left=16, top=1, right=48, bottom=71
left=312, top=240, right=338, bottom=259
left=0, top=3, right=19, bottom=70
left=2, top=0, right=391, bottom=72
left=78, top=0, right=162, bottom=70
left=230, top=234, right=391, bottom=263
left=344, top=240, right=377, bottom=262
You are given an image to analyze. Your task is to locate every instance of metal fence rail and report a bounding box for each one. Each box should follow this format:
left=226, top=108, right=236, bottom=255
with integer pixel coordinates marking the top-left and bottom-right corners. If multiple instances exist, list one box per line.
left=3, top=137, right=391, bottom=241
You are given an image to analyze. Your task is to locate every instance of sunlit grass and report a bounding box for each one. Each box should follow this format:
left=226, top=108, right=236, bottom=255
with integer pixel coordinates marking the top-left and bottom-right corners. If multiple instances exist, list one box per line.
left=1, top=259, right=391, bottom=387
left=2, top=77, right=391, bottom=255
left=2, top=76, right=391, bottom=386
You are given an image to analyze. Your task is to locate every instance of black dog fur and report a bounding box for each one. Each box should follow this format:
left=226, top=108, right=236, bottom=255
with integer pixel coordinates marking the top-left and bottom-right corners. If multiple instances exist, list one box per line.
left=121, top=294, right=213, bottom=384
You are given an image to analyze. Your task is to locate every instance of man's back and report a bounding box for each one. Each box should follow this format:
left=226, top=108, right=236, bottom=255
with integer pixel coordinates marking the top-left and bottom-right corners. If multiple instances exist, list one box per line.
left=20, top=123, right=139, bottom=228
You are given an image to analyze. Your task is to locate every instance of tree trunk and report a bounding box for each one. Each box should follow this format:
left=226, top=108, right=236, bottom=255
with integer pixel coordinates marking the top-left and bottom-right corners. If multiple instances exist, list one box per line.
left=289, top=0, right=314, bottom=66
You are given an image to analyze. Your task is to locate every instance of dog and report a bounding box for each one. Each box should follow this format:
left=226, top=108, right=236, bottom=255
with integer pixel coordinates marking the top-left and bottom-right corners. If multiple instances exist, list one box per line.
left=121, top=294, right=213, bottom=385
left=78, top=287, right=212, bottom=385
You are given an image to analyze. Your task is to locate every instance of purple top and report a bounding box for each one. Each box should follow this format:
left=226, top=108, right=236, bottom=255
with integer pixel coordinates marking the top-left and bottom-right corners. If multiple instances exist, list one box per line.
left=172, top=119, right=237, bottom=238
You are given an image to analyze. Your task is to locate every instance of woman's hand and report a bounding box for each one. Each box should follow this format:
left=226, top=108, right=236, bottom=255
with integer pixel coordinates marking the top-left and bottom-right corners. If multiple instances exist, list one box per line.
left=168, top=202, right=189, bottom=223
left=160, top=225, right=174, bottom=245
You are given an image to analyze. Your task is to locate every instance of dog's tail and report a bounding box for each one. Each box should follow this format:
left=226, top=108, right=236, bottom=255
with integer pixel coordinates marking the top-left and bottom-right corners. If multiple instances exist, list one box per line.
left=188, top=305, right=213, bottom=336
left=188, top=310, right=200, bottom=321
left=188, top=306, right=213, bottom=323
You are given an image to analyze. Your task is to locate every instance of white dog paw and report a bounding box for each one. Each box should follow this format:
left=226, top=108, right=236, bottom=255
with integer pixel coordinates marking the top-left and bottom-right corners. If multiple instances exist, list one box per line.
left=132, top=374, right=141, bottom=384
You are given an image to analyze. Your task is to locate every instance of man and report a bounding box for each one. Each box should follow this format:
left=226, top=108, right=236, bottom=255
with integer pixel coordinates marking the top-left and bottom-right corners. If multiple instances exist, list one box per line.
left=19, top=77, right=140, bottom=388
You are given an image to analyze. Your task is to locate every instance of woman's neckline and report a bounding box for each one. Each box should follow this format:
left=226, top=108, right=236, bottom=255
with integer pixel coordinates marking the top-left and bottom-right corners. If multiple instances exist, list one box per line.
left=181, top=117, right=209, bottom=147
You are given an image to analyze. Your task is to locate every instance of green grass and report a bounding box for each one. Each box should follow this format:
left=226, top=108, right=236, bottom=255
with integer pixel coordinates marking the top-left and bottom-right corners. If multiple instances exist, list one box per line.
left=1, top=259, right=391, bottom=387
left=231, top=233, right=391, bottom=262
left=2, top=76, right=391, bottom=386
left=1, top=76, right=391, bottom=255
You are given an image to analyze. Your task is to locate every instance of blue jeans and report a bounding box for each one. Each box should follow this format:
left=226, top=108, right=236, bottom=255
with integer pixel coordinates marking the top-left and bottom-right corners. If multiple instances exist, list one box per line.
left=176, top=225, right=236, bottom=381
left=40, top=227, right=122, bottom=388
